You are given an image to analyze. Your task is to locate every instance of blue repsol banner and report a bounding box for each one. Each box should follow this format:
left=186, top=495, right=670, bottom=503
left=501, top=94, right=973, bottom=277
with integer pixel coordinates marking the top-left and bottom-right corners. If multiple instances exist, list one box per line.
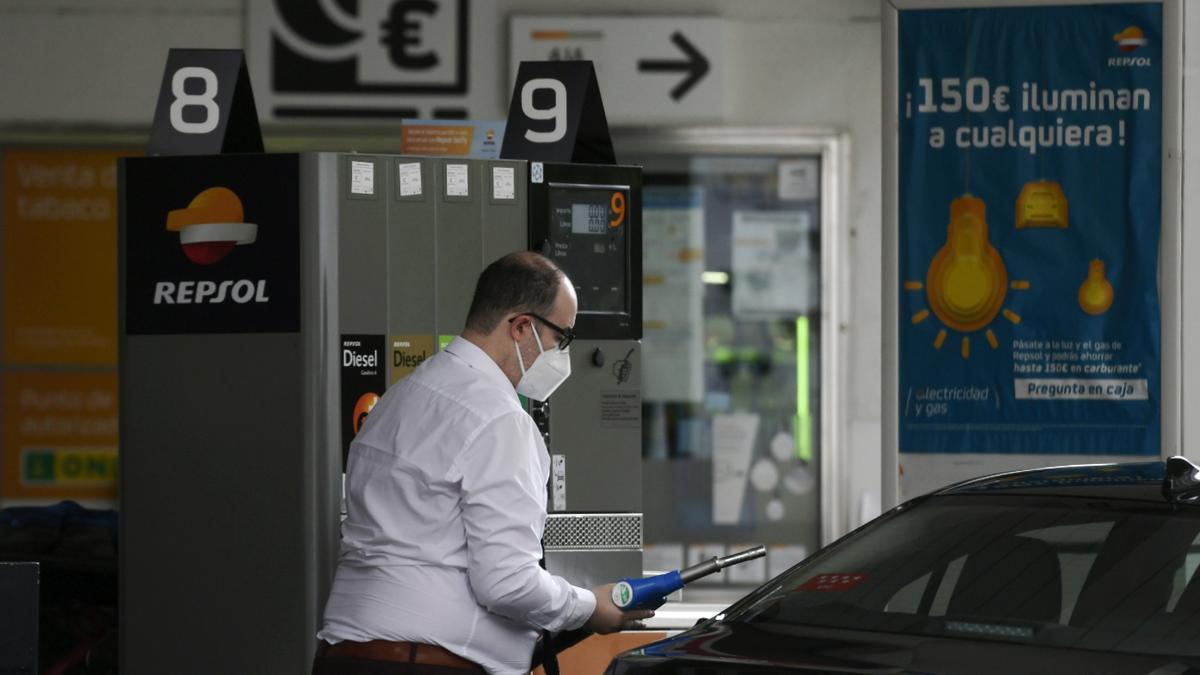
left=898, top=4, right=1161, bottom=455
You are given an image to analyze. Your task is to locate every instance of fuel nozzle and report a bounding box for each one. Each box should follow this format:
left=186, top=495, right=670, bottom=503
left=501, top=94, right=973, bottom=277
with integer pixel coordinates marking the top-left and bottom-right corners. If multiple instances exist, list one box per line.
left=612, top=546, right=767, bottom=610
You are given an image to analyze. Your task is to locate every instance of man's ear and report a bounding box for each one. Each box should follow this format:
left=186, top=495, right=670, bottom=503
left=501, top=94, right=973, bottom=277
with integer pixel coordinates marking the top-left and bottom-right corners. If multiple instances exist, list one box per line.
left=507, top=315, right=529, bottom=342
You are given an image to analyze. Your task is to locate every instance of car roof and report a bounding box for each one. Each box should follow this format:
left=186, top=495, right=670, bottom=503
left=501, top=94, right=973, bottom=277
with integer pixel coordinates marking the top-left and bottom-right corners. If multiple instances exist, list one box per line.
left=932, top=457, right=1200, bottom=503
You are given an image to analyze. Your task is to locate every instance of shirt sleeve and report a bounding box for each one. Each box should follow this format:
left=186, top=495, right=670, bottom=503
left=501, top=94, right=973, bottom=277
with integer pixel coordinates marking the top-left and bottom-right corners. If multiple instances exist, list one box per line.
left=455, top=411, right=597, bottom=632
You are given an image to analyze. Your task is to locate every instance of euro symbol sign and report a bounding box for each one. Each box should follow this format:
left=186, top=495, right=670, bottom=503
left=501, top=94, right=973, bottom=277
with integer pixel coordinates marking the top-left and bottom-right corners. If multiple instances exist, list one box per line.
left=382, top=0, right=439, bottom=70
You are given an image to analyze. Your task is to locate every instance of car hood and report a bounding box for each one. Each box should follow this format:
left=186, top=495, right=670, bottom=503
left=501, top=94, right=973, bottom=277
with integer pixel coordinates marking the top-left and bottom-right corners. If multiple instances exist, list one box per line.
left=606, top=621, right=1200, bottom=675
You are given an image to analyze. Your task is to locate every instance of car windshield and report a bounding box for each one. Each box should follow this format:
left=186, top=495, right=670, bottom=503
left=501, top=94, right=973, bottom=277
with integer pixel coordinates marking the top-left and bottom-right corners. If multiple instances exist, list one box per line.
left=726, top=494, right=1200, bottom=658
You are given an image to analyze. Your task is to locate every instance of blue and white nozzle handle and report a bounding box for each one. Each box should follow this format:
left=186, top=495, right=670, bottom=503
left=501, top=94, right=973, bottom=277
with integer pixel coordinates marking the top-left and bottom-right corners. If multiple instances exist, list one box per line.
left=611, top=545, right=767, bottom=610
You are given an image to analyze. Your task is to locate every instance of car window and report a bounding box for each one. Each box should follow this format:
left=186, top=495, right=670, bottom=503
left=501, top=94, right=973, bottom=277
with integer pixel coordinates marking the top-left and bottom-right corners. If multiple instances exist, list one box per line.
left=1167, top=529, right=1200, bottom=612
left=926, top=554, right=964, bottom=617
left=1020, top=521, right=1113, bottom=623
left=728, top=494, right=1200, bottom=658
left=884, top=571, right=929, bottom=614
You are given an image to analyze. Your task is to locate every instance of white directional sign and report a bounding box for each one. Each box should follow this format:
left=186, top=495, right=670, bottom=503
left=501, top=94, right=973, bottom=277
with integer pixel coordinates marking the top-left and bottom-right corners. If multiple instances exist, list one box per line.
left=510, top=17, right=725, bottom=125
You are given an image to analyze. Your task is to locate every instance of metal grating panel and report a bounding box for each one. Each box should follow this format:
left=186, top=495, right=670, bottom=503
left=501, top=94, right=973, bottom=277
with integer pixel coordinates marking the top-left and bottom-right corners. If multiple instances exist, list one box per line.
left=543, top=513, right=643, bottom=551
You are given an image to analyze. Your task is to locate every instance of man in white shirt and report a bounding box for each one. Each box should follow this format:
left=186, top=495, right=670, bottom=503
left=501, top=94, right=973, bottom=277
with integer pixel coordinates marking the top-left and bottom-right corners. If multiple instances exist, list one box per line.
left=315, top=251, right=652, bottom=675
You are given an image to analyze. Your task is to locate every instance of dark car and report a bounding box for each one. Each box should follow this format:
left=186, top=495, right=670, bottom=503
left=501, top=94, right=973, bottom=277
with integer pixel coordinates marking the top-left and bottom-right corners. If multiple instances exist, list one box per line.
left=607, top=457, right=1200, bottom=674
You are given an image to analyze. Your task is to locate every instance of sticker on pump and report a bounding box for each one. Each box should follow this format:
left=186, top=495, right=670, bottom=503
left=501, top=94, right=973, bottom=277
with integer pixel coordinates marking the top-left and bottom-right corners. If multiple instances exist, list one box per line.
left=797, top=573, right=868, bottom=592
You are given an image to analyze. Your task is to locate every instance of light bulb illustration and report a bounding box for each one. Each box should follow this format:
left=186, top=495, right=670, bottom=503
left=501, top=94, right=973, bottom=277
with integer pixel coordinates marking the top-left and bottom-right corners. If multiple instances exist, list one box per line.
left=906, top=194, right=1029, bottom=359
left=1078, top=259, right=1114, bottom=315
left=927, top=195, right=1007, bottom=331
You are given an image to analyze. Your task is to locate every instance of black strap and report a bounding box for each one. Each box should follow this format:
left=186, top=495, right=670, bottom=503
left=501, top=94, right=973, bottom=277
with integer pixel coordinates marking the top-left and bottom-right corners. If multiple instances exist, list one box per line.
left=541, top=629, right=559, bottom=675
left=537, top=549, right=561, bottom=675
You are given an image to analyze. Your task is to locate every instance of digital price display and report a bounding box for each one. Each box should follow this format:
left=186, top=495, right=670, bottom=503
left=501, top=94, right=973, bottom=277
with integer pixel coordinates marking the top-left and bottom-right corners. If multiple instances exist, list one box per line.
left=546, top=185, right=629, bottom=315
left=571, top=203, right=609, bottom=234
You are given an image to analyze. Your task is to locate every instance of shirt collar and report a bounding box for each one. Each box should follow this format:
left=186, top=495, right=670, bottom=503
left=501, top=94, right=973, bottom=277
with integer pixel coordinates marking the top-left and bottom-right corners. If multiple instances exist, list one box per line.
left=443, top=336, right=517, bottom=394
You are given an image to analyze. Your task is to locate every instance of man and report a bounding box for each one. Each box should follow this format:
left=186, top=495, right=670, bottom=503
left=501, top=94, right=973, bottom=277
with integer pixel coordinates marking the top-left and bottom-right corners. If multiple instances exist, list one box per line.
left=315, top=251, right=652, bottom=675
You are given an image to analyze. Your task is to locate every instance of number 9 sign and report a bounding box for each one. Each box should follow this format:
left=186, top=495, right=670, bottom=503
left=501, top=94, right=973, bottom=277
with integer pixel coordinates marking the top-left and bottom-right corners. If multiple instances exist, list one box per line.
left=609, top=191, right=626, bottom=228
left=521, top=78, right=567, bottom=144
left=501, top=60, right=615, bottom=164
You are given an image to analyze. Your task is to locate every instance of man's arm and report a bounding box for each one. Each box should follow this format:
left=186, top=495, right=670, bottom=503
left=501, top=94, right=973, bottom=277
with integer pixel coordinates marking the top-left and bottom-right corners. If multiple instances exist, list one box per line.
left=456, top=411, right=595, bottom=632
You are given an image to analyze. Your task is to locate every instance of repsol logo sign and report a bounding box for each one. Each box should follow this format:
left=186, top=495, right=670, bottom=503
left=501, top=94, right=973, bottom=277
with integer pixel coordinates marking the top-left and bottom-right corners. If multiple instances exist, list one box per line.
left=1107, top=56, right=1152, bottom=67
left=153, top=279, right=270, bottom=305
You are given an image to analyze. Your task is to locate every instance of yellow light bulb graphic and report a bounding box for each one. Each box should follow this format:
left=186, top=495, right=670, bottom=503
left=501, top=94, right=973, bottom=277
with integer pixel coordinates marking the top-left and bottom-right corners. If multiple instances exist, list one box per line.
left=1078, top=259, right=1114, bottom=315
left=926, top=195, right=1008, bottom=333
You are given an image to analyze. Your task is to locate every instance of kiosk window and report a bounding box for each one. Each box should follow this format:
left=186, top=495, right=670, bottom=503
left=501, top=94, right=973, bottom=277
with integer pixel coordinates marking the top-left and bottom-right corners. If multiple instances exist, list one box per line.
left=616, top=139, right=828, bottom=603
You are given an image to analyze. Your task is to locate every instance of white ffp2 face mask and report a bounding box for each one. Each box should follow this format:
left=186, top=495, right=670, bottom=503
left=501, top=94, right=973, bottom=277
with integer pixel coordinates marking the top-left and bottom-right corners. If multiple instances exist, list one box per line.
left=514, top=329, right=571, bottom=401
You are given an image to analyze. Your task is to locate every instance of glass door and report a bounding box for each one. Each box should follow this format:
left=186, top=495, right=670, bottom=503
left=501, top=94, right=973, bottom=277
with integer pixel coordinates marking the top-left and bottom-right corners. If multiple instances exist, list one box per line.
left=615, top=127, right=846, bottom=601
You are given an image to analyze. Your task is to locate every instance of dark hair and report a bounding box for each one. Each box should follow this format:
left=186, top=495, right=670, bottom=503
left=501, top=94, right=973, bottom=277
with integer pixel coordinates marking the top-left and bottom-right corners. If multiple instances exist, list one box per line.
left=464, top=251, right=565, bottom=333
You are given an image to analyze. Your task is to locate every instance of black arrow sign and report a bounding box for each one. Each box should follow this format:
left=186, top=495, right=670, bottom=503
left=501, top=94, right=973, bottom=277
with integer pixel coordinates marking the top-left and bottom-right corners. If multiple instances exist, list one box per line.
left=637, top=32, right=709, bottom=101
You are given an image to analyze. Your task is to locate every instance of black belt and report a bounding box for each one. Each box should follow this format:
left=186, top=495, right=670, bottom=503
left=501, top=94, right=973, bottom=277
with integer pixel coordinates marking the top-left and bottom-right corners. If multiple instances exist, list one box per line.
left=317, top=640, right=485, bottom=672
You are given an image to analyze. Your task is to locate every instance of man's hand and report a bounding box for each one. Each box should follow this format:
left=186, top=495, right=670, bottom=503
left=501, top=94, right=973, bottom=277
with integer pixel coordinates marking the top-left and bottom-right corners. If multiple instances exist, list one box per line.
left=584, top=583, right=655, bottom=634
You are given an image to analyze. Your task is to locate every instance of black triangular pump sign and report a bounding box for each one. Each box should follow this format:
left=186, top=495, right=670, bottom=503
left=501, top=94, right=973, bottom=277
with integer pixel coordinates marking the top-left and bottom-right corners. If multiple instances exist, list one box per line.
left=148, top=49, right=264, bottom=156
left=500, top=61, right=616, bottom=165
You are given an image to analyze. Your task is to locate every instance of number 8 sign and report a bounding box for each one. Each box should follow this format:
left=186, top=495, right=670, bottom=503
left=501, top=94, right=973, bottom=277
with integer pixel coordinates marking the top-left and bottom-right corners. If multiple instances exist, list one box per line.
left=148, top=49, right=264, bottom=156
left=501, top=61, right=616, bottom=165
left=170, top=67, right=220, bottom=135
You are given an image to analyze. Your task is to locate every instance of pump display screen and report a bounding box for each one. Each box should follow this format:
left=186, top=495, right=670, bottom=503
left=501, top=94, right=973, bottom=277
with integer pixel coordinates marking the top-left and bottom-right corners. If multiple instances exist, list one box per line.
left=571, top=203, right=610, bottom=234
left=546, top=185, right=630, bottom=315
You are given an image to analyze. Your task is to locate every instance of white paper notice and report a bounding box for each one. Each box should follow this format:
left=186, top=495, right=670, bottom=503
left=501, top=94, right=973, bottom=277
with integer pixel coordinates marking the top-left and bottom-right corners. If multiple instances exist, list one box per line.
left=491, top=166, right=515, bottom=200
left=727, top=543, right=768, bottom=584
left=732, top=210, right=813, bottom=318
left=768, top=544, right=809, bottom=579
left=777, top=159, right=819, bottom=201
left=642, top=187, right=705, bottom=403
left=350, top=160, right=374, bottom=195
left=446, top=164, right=469, bottom=197
left=398, top=162, right=422, bottom=196
left=551, top=454, right=566, bottom=512
left=712, top=413, right=760, bottom=525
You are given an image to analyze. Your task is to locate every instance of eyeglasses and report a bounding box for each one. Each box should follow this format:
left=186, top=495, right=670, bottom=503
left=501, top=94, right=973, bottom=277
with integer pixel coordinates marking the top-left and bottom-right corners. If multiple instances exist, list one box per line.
left=510, top=312, right=575, bottom=351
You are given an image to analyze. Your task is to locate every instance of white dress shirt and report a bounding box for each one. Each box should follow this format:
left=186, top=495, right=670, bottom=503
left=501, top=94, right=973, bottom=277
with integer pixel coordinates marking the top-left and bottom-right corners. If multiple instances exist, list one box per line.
left=317, top=336, right=596, bottom=675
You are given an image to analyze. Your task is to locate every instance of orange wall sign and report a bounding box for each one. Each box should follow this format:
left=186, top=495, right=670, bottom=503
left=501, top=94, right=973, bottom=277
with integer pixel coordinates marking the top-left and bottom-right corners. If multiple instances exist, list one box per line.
left=2, top=371, right=119, bottom=501
left=401, top=124, right=474, bottom=156
left=399, top=120, right=506, bottom=158
left=2, top=148, right=132, bottom=504
left=3, top=149, right=130, bottom=365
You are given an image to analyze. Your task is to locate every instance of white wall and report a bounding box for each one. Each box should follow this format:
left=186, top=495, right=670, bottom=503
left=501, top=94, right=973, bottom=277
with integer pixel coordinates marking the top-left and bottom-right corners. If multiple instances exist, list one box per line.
left=0, top=1, right=243, bottom=125
left=0, top=0, right=884, bottom=536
